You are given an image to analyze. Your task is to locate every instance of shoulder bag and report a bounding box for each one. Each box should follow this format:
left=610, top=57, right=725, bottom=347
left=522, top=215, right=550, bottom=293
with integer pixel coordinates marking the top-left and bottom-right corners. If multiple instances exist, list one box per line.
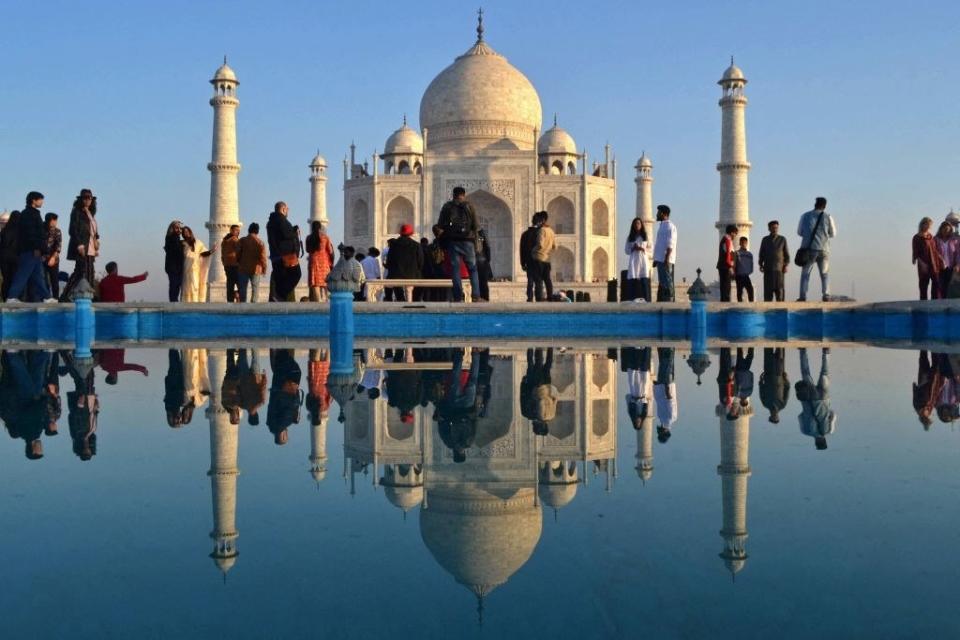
left=794, top=211, right=824, bottom=267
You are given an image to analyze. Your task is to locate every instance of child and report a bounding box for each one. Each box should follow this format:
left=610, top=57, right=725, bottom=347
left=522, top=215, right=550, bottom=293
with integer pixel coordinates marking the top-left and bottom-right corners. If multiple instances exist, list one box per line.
left=735, top=237, right=755, bottom=302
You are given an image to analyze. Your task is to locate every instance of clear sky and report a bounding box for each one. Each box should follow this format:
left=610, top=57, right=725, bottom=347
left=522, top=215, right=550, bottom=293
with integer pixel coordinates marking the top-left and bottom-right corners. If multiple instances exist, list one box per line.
left=1, top=0, right=958, bottom=301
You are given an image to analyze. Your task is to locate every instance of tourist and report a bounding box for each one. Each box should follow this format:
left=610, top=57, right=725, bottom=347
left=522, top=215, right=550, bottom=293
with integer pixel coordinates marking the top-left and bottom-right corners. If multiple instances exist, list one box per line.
left=796, top=347, right=836, bottom=450
left=181, top=226, right=217, bottom=302
left=652, top=205, right=677, bottom=302
left=796, top=196, right=837, bottom=302
left=520, top=347, right=557, bottom=436
left=164, top=221, right=184, bottom=303
left=624, top=217, right=652, bottom=303
left=717, top=348, right=735, bottom=414
left=306, top=221, right=335, bottom=302
left=385, top=224, right=423, bottom=302
left=220, top=224, right=241, bottom=302
left=424, top=228, right=448, bottom=302
left=7, top=192, right=55, bottom=304
left=41, top=213, right=62, bottom=300
left=734, top=347, right=754, bottom=409
left=0, top=210, right=20, bottom=300
left=437, top=348, right=480, bottom=463
left=758, top=220, right=790, bottom=301
left=624, top=346, right=653, bottom=430
left=735, top=237, right=755, bottom=302
left=948, top=211, right=960, bottom=238
left=237, top=348, right=266, bottom=426
left=654, top=347, right=677, bottom=442
left=476, top=228, right=492, bottom=301
left=436, top=186, right=480, bottom=302
left=63, top=350, right=99, bottom=461
left=519, top=213, right=540, bottom=302
left=360, top=247, right=383, bottom=301
left=912, top=217, right=943, bottom=300
left=98, top=262, right=148, bottom=303
left=716, top=224, right=737, bottom=302
left=267, top=349, right=302, bottom=446
left=60, top=189, right=99, bottom=302
left=759, top=347, right=790, bottom=424
left=530, top=210, right=556, bottom=302
left=913, top=351, right=941, bottom=430
left=266, top=201, right=302, bottom=302
left=934, top=221, right=958, bottom=299
left=237, top=222, right=268, bottom=303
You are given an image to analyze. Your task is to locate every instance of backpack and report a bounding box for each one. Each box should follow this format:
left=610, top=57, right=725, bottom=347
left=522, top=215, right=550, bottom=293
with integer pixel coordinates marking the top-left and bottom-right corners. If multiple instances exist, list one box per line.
left=445, top=202, right=471, bottom=240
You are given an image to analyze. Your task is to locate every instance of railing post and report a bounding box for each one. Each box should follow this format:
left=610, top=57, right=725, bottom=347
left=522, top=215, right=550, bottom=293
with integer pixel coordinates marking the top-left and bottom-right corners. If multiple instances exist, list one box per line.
left=326, top=256, right=363, bottom=375
left=686, top=268, right=711, bottom=384
left=73, top=280, right=96, bottom=358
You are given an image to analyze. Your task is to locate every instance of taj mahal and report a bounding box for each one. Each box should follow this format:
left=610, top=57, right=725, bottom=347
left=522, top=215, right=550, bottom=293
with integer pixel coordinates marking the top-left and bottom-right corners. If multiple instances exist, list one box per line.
left=201, top=11, right=752, bottom=302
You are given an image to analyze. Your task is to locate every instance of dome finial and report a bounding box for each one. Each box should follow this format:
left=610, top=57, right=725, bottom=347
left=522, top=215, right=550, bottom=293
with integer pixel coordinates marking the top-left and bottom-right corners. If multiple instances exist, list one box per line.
left=224, top=55, right=228, bottom=65
left=730, top=54, right=734, bottom=65
left=476, top=7, right=484, bottom=42
left=553, top=113, right=557, bottom=127
left=403, top=113, right=407, bottom=126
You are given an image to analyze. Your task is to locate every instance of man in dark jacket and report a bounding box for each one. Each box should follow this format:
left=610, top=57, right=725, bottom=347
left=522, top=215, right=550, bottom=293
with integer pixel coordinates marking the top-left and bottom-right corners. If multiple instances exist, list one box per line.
left=519, top=214, right=540, bottom=302
left=759, top=347, right=790, bottom=423
left=758, top=220, right=790, bottom=301
left=267, top=349, right=302, bottom=445
left=266, top=201, right=301, bottom=302
left=7, top=191, right=54, bottom=303
left=436, top=186, right=480, bottom=302
left=164, top=221, right=184, bottom=302
left=0, top=210, right=21, bottom=300
left=385, top=224, right=424, bottom=301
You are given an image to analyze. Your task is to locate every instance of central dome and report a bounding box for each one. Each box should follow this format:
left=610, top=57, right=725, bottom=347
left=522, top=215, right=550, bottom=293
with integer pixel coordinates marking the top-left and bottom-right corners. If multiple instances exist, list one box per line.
left=419, top=37, right=542, bottom=150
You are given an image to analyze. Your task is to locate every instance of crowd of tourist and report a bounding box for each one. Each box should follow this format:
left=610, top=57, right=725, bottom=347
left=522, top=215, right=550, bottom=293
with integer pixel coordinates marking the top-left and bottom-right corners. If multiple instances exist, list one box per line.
left=912, top=211, right=960, bottom=300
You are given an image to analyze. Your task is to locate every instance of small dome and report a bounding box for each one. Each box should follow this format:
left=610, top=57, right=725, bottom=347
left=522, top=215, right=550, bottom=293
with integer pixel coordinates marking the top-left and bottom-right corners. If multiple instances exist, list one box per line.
left=212, top=59, right=238, bottom=83
left=719, top=61, right=746, bottom=84
left=310, top=465, right=327, bottom=482
left=310, top=152, right=327, bottom=167
left=538, top=125, right=577, bottom=155
left=538, top=482, right=577, bottom=508
left=384, top=123, right=424, bottom=155
left=636, top=152, right=652, bottom=169
left=385, top=484, right=424, bottom=512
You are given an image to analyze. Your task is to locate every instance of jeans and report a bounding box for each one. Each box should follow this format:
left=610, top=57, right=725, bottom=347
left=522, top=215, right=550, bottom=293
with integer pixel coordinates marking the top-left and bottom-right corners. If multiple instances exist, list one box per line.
left=447, top=241, right=479, bottom=302
left=799, top=252, right=829, bottom=300
left=736, top=275, right=754, bottom=302
left=224, top=265, right=239, bottom=302
left=60, top=256, right=95, bottom=302
left=46, top=262, right=60, bottom=299
left=524, top=267, right=535, bottom=301
left=718, top=269, right=733, bottom=302
left=656, top=262, right=674, bottom=302
left=529, top=259, right=553, bottom=301
left=167, top=272, right=182, bottom=302
left=238, top=272, right=262, bottom=302
left=8, top=252, right=51, bottom=301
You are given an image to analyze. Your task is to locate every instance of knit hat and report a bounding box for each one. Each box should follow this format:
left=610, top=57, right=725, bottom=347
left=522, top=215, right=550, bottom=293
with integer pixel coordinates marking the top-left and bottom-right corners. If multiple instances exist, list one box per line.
left=400, top=224, right=414, bottom=236
left=946, top=211, right=960, bottom=225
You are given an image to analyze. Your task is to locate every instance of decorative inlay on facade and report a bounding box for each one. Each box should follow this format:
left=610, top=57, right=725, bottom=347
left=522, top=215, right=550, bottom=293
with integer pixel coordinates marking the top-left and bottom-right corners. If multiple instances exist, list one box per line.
left=443, top=178, right=516, bottom=203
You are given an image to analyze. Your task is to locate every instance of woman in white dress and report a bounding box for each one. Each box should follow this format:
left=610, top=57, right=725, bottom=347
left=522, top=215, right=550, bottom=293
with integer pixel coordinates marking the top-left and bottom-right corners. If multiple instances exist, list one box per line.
left=180, top=226, right=218, bottom=302
left=624, top=217, right=652, bottom=302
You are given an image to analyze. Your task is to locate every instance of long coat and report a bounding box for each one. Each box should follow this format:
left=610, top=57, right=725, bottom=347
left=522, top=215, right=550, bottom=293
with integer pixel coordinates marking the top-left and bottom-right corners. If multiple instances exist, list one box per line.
left=66, top=207, right=98, bottom=261
left=758, top=234, right=790, bottom=272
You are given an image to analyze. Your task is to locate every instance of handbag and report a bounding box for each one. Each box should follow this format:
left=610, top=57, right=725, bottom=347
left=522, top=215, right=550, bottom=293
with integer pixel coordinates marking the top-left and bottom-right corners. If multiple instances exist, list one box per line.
left=281, top=253, right=299, bottom=268
left=794, top=211, right=825, bottom=267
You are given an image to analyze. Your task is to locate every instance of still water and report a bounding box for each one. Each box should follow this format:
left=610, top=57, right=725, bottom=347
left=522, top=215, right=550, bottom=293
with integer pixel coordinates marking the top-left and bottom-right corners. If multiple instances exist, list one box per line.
left=0, top=344, right=958, bottom=639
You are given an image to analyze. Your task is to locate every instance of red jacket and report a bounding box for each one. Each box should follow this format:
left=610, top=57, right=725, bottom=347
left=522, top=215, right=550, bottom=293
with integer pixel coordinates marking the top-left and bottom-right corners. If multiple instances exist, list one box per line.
left=716, top=236, right=735, bottom=271
left=99, top=273, right=147, bottom=303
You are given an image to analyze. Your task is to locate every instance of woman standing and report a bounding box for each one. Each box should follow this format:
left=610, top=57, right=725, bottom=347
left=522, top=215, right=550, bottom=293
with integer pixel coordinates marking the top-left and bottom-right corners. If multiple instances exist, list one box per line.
left=42, top=213, right=62, bottom=300
left=60, top=189, right=99, bottom=301
left=935, top=221, right=959, bottom=299
left=913, top=217, right=943, bottom=300
left=305, top=221, right=334, bottom=302
left=624, top=217, right=652, bottom=302
left=0, top=210, right=21, bottom=300
left=181, top=226, right=217, bottom=302
left=164, top=221, right=184, bottom=302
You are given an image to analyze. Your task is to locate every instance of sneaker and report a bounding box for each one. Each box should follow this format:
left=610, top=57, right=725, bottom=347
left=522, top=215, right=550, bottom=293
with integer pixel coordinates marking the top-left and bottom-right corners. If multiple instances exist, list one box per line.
left=822, top=295, right=831, bottom=302
left=632, top=298, right=646, bottom=303
left=6, top=298, right=23, bottom=304
left=795, top=297, right=806, bottom=302
left=42, top=298, right=58, bottom=304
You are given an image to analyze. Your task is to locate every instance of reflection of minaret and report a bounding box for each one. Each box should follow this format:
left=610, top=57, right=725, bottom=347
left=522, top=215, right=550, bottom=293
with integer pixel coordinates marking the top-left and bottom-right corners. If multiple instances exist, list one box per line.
left=717, top=403, right=752, bottom=578
left=207, top=351, right=239, bottom=577
left=309, top=415, right=328, bottom=485
left=634, top=416, right=654, bottom=483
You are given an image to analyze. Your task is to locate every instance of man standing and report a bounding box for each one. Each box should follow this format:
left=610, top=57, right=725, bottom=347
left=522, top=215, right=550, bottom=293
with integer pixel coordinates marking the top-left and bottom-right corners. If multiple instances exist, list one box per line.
left=221, top=224, right=241, bottom=302
left=7, top=191, right=55, bottom=303
left=266, top=201, right=301, bottom=302
left=436, top=186, right=480, bottom=302
left=519, top=213, right=540, bottom=302
left=530, top=211, right=556, bottom=302
left=758, top=220, right=790, bottom=301
left=385, top=224, right=423, bottom=302
left=98, top=262, right=148, bottom=302
left=652, top=205, right=677, bottom=302
left=716, top=224, right=737, bottom=302
left=237, top=223, right=268, bottom=303
left=797, top=197, right=837, bottom=302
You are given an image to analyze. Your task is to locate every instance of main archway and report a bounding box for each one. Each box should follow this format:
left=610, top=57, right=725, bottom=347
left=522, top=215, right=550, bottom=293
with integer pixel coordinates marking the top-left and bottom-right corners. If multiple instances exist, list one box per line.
left=468, top=190, right=513, bottom=280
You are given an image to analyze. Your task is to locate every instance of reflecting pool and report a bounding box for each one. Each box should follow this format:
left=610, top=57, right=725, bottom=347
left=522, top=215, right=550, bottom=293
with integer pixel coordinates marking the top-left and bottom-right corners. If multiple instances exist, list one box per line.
left=0, top=344, right=958, bottom=638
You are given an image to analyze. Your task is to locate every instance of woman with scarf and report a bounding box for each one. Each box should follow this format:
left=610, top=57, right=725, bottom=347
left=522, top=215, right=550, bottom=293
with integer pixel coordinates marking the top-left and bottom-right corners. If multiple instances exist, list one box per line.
left=180, top=226, right=218, bottom=302
left=60, top=189, right=99, bottom=301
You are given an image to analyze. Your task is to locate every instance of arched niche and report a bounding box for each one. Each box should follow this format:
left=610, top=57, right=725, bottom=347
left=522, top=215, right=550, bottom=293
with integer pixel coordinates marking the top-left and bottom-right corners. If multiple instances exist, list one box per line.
left=547, top=196, right=575, bottom=235
left=553, top=246, right=575, bottom=282
left=469, top=189, right=513, bottom=279
left=351, top=198, right=370, bottom=238
left=591, top=199, right=610, bottom=236
left=592, top=247, right=609, bottom=281
left=386, top=195, right=414, bottom=237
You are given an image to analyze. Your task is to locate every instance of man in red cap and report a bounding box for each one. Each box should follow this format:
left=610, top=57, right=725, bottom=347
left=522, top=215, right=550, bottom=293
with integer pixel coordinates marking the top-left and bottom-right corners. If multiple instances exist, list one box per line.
left=385, top=223, right=424, bottom=302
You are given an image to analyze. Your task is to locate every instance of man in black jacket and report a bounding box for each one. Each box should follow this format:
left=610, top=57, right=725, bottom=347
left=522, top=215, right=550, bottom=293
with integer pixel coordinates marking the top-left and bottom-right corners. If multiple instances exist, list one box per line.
left=7, top=191, right=54, bottom=303
left=385, top=224, right=424, bottom=301
left=436, top=186, right=480, bottom=302
left=519, top=213, right=541, bottom=302
left=266, top=201, right=301, bottom=302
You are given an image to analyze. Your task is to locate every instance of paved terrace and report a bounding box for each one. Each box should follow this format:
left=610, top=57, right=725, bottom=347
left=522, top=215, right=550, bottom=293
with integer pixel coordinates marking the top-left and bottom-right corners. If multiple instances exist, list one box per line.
left=1, top=299, right=958, bottom=346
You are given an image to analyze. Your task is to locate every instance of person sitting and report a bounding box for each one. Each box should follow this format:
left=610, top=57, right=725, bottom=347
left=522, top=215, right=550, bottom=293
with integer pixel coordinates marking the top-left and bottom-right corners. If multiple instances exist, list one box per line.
left=98, top=261, right=147, bottom=303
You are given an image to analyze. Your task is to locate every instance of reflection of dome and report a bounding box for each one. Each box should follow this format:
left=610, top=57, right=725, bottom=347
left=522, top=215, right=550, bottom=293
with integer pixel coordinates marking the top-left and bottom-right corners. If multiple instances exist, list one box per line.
left=538, top=482, right=577, bottom=508
left=212, top=60, right=238, bottom=82
left=419, top=35, right=542, bottom=149
left=538, top=125, right=576, bottom=155
left=384, top=122, right=424, bottom=155
left=720, top=61, right=746, bottom=83
left=385, top=485, right=424, bottom=512
left=420, top=486, right=542, bottom=597
left=212, top=554, right=238, bottom=574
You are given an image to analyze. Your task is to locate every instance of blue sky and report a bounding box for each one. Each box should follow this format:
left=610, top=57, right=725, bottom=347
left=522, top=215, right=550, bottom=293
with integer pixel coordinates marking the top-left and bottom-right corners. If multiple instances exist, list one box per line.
left=1, top=0, right=958, bottom=301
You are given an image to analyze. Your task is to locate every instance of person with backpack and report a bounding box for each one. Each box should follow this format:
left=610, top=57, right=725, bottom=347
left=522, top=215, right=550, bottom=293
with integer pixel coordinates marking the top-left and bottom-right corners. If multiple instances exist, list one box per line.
left=519, top=213, right=540, bottom=302
left=530, top=210, right=556, bottom=302
left=796, top=196, right=837, bottom=302
left=436, top=186, right=480, bottom=302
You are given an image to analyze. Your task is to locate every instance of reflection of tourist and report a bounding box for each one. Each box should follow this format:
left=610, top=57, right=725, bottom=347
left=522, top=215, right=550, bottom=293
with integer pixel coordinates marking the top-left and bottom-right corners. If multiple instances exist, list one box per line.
left=796, top=348, right=836, bottom=450
left=64, top=352, right=99, bottom=461
left=520, top=348, right=557, bottom=436
left=654, top=347, right=677, bottom=442
left=734, top=347, right=754, bottom=410
left=237, top=349, right=266, bottom=426
left=181, top=348, right=210, bottom=423
left=306, top=349, right=332, bottom=425
left=624, top=347, right=652, bottom=428
left=716, top=348, right=735, bottom=414
left=386, top=348, right=423, bottom=424
left=164, top=349, right=188, bottom=427
left=5, top=351, right=53, bottom=460
left=98, top=348, right=148, bottom=385
left=759, top=348, right=790, bottom=424
left=221, top=349, right=243, bottom=425
left=913, top=351, right=940, bottom=430
left=933, top=353, right=960, bottom=425
left=267, top=349, right=302, bottom=445
left=437, top=349, right=480, bottom=463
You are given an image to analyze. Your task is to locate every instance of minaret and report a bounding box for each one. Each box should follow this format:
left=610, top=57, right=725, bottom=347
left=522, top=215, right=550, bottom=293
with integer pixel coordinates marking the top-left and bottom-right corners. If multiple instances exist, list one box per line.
left=717, top=403, right=753, bottom=578
left=634, top=152, right=654, bottom=239
left=207, top=350, right=240, bottom=577
left=206, top=58, right=242, bottom=301
left=634, top=416, right=654, bottom=483
left=309, top=152, right=329, bottom=230
left=309, top=414, right=328, bottom=485
left=716, top=57, right=751, bottom=245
